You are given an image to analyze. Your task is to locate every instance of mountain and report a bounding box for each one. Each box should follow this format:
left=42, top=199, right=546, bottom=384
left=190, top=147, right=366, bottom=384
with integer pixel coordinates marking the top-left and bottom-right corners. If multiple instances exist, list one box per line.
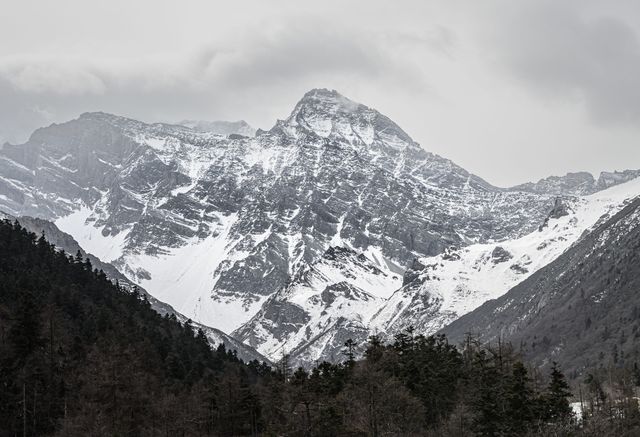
left=1, top=88, right=638, bottom=366
left=371, top=177, right=640, bottom=339
left=1, top=217, right=583, bottom=436
left=441, top=188, right=640, bottom=376
left=510, top=170, right=640, bottom=196
left=178, top=119, right=256, bottom=137
left=0, top=210, right=269, bottom=364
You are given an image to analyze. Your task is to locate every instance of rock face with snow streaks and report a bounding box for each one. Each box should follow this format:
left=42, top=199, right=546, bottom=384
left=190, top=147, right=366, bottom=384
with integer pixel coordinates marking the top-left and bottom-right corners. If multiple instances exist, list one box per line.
left=441, top=194, right=640, bottom=375
left=1, top=88, right=639, bottom=366
left=370, top=177, right=640, bottom=342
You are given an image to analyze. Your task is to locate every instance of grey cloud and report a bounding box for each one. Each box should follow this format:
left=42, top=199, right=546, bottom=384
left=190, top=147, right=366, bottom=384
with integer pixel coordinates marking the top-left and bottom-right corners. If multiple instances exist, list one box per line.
left=381, top=26, right=458, bottom=59
left=2, top=0, right=639, bottom=186
left=0, top=21, right=428, bottom=145
left=494, top=1, right=640, bottom=126
left=0, top=58, right=107, bottom=95
left=202, top=25, right=381, bottom=85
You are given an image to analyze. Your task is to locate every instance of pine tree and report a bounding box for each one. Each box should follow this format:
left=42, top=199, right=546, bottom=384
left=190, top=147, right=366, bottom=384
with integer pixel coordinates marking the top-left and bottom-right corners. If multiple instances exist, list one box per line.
left=633, top=363, right=640, bottom=387
left=505, top=361, right=535, bottom=433
left=543, top=362, right=573, bottom=423
left=365, top=335, right=384, bottom=363
left=343, top=339, right=356, bottom=367
left=8, top=291, right=42, bottom=361
left=469, top=350, right=504, bottom=436
left=278, top=350, right=291, bottom=382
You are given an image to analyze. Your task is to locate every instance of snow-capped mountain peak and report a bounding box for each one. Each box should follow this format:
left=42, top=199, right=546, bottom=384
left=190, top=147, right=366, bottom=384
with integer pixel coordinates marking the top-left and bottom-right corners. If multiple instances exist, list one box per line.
left=272, top=88, right=417, bottom=151
left=1, top=88, right=639, bottom=367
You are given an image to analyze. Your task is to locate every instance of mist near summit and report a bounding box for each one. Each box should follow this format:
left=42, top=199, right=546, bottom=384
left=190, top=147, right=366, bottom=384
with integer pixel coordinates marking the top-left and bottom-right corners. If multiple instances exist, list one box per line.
left=2, top=0, right=640, bottom=185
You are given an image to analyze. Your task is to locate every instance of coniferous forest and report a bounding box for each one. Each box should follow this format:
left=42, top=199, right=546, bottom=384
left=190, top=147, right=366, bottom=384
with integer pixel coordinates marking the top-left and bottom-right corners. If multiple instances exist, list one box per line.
left=1, top=219, right=640, bottom=436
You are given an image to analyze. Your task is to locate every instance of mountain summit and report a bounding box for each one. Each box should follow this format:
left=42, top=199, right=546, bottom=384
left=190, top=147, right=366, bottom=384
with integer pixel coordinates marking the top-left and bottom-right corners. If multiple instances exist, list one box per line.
left=1, top=89, right=639, bottom=366
left=272, top=88, right=416, bottom=149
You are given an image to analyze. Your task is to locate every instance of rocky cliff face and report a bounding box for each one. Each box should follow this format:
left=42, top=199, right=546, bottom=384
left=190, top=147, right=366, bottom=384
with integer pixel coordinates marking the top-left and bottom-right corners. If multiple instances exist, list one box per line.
left=1, top=88, right=638, bottom=366
left=371, top=178, right=640, bottom=344
left=441, top=191, right=640, bottom=376
left=510, top=170, right=640, bottom=196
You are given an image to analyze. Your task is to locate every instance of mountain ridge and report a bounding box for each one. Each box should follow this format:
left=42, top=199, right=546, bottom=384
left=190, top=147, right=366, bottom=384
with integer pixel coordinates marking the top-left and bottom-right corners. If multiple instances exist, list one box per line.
left=440, top=193, right=640, bottom=376
left=1, top=88, right=639, bottom=366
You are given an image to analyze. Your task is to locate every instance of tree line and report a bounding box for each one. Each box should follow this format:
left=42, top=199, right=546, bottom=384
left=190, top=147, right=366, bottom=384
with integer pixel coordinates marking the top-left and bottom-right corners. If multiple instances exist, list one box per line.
left=0, top=219, right=638, bottom=436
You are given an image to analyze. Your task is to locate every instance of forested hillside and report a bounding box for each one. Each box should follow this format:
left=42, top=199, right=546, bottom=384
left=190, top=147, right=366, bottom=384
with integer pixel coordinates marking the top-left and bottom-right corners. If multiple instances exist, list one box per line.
left=1, top=219, right=635, bottom=436
left=0, top=219, right=268, bottom=436
left=0, top=211, right=270, bottom=364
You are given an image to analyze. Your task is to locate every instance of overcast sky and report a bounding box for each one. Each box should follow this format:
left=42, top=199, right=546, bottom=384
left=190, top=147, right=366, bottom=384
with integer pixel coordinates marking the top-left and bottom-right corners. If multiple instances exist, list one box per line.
left=1, top=0, right=639, bottom=186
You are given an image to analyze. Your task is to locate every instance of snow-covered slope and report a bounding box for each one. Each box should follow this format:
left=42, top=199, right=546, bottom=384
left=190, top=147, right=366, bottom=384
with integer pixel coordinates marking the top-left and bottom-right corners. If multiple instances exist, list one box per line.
left=372, top=176, right=640, bottom=337
left=0, top=209, right=270, bottom=364
left=236, top=246, right=402, bottom=364
left=441, top=193, right=640, bottom=375
left=1, top=88, right=638, bottom=366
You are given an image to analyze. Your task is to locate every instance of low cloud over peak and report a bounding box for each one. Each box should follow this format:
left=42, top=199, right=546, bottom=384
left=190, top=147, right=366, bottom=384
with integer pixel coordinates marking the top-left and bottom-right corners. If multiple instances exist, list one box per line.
left=1, top=0, right=639, bottom=185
